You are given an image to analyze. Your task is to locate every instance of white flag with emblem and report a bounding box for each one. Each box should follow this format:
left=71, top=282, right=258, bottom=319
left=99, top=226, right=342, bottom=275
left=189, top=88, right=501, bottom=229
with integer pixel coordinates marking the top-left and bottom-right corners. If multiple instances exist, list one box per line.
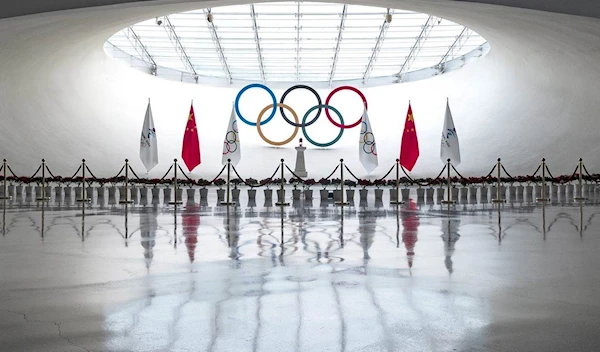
left=359, top=108, right=378, bottom=173
left=440, top=100, right=461, bottom=166
left=222, top=104, right=241, bottom=166
left=139, top=100, right=159, bottom=172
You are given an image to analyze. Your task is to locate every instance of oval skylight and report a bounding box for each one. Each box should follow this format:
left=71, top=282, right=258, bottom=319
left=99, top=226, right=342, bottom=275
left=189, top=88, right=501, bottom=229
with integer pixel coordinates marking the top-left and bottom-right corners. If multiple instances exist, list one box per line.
left=105, top=2, right=489, bottom=87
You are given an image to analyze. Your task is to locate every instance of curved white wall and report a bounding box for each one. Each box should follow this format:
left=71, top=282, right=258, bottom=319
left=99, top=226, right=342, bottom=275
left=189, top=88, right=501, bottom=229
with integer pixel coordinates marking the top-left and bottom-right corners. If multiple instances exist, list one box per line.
left=1, top=0, right=600, bottom=180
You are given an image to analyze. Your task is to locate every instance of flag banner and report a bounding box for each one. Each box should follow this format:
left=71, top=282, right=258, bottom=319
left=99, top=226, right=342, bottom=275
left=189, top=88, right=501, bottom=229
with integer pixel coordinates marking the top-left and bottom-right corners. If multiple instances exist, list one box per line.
left=139, top=101, right=158, bottom=172
left=182, top=104, right=201, bottom=171
left=440, top=101, right=461, bottom=166
left=399, top=103, right=420, bottom=171
left=359, top=108, right=378, bottom=173
left=222, top=104, right=241, bottom=166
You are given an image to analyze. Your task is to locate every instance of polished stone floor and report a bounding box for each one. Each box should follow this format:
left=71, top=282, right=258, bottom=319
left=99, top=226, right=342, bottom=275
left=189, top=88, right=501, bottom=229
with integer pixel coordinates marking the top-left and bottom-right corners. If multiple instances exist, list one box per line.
left=1, top=190, right=600, bottom=351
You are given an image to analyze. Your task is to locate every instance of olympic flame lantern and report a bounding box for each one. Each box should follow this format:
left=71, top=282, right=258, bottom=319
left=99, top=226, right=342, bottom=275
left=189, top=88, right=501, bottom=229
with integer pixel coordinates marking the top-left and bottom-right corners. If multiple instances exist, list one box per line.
left=235, top=84, right=368, bottom=148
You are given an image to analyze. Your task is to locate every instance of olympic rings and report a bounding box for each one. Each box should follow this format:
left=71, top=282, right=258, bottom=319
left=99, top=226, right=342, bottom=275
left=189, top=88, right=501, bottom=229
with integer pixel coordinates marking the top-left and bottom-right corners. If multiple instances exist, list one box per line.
left=302, top=104, right=344, bottom=148
left=235, top=83, right=277, bottom=126
left=223, top=123, right=239, bottom=155
left=256, top=103, right=299, bottom=146
left=279, top=85, right=322, bottom=127
left=325, top=86, right=367, bottom=129
left=235, top=83, right=368, bottom=147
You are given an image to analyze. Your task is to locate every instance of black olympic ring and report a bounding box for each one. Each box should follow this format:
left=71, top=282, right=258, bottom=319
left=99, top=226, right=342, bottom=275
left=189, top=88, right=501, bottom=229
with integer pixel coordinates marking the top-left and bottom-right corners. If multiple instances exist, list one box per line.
left=279, top=85, right=322, bottom=128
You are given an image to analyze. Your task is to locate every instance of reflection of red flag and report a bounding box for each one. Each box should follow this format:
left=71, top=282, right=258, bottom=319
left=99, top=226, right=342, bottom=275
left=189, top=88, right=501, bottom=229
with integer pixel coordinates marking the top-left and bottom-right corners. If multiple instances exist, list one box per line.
left=400, top=104, right=419, bottom=171
left=182, top=104, right=201, bottom=171
left=183, top=205, right=200, bottom=263
left=401, top=200, right=420, bottom=268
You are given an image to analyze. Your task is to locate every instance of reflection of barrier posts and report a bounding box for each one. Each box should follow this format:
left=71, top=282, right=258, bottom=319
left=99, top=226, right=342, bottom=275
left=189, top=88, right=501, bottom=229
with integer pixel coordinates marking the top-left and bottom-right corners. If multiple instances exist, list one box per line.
left=492, top=158, right=505, bottom=203
left=36, top=159, right=50, bottom=201
left=574, top=158, right=587, bottom=201
left=442, top=158, right=456, bottom=204
left=221, top=158, right=235, bottom=206
left=536, top=158, right=550, bottom=202
left=169, top=159, right=183, bottom=205
left=335, top=159, right=349, bottom=206
left=0, top=159, right=11, bottom=200
left=76, top=159, right=90, bottom=202
left=276, top=159, right=290, bottom=206
left=119, top=159, right=133, bottom=204
left=390, top=159, right=404, bottom=205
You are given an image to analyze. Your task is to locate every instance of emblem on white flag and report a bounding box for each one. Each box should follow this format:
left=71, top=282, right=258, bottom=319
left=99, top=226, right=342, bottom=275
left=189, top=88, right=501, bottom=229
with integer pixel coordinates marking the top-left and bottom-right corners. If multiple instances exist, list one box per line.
left=222, top=104, right=241, bottom=166
left=440, top=100, right=461, bottom=166
left=139, top=100, right=159, bottom=172
left=359, top=109, right=378, bottom=173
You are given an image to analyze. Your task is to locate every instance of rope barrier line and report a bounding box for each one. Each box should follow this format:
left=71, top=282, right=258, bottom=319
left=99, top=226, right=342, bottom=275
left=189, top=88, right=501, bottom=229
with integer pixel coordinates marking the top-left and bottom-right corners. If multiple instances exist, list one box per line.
left=583, top=164, right=594, bottom=179
left=69, top=165, right=82, bottom=180
left=343, top=165, right=361, bottom=182
left=485, top=164, right=497, bottom=179
left=128, top=165, right=141, bottom=180
left=500, top=164, right=514, bottom=179
left=159, top=165, right=174, bottom=181
left=401, top=165, right=446, bottom=187
left=375, top=164, right=395, bottom=183
left=450, top=165, right=469, bottom=181
left=30, top=164, right=42, bottom=179
left=176, top=165, right=192, bottom=182
left=0, top=165, right=3, bottom=173
left=45, top=165, right=56, bottom=178
left=324, top=165, right=340, bottom=181
left=284, top=164, right=308, bottom=183
left=208, top=164, right=228, bottom=184
left=545, top=164, right=555, bottom=180
left=231, top=164, right=280, bottom=187
left=6, top=165, right=18, bottom=178
left=530, top=164, right=541, bottom=178
left=84, top=165, right=99, bottom=181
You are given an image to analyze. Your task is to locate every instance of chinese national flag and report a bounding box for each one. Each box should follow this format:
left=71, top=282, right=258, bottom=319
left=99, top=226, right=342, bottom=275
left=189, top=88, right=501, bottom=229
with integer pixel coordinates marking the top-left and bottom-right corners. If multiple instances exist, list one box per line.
left=182, top=104, right=201, bottom=171
left=399, top=103, right=419, bottom=171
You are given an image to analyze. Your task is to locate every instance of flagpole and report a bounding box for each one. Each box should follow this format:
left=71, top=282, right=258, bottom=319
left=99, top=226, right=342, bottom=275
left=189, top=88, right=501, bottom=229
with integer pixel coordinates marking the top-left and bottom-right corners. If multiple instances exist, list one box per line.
left=169, top=159, right=182, bottom=205
left=336, top=159, right=349, bottom=206
left=220, top=159, right=235, bottom=206
left=492, top=158, right=505, bottom=203
left=574, top=158, right=587, bottom=201
left=120, top=159, right=133, bottom=204
left=77, top=159, right=89, bottom=202
left=442, top=158, right=455, bottom=204
left=36, top=159, right=50, bottom=201
left=390, top=159, right=404, bottom=205
left=536, top=158, right=549, bottom=202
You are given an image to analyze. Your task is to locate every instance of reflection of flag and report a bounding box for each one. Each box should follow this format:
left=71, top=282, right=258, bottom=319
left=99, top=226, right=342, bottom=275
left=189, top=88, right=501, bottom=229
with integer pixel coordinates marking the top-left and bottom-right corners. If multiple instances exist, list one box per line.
left=140, top=208, right=158, bottom=269
left=182, top=103, right=201, bottom=172
left=358, top=109, right=378, bottom=173
left=222, top=104, right=241, bottom=166
left=401, top=200, right=420, bottom=268
left=440, top=100, right=461, bottom=166
left=182, top=205, right=200, bottom=263
left=139, top=101, right=158, bottom=172
left=400, top=103, right=419, bottom=171
left=441, top=218, right=461, bottom=274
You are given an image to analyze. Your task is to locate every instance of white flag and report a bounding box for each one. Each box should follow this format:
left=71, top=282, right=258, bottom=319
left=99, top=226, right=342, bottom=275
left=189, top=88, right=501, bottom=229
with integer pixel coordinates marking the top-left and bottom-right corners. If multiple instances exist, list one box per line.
left=222, top=104, right=241, bottom=166
left=440, top=101, right=461, bottom=166
left=139, top=101, right=158, bottom=172
left=359, top=109, right=378, bottom=173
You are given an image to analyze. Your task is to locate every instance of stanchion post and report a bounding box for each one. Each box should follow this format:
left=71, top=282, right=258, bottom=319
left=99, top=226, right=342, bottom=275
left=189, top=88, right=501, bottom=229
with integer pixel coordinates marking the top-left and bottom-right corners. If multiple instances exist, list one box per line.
left=220, top=158, right=235, bottom=206
left=492, top=158, right=505, bottom=203
left=77, top=159, right=89, bottom=202
left=336, top=159, right=349, bottom=206
left=169, top=159, right=183, bottom=205
left=276, top=159, right=289, bottom=206
left=1, top=159, right=11, bottom=200
left=390, top=159, right=404, bottom=205
left=120, top=159, right=133, bottom=204
left=442, top=158, right=455, bottom=204
left=574, top=158, right=587, bottom=201
left=536, top=158, right=549, bottom=202
left=36, top=159, right=50, bottom=201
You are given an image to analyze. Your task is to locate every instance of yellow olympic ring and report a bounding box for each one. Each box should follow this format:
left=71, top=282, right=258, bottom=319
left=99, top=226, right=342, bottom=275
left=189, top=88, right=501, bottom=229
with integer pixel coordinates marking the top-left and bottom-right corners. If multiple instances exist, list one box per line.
left=256, top=103, right=299, bottom=146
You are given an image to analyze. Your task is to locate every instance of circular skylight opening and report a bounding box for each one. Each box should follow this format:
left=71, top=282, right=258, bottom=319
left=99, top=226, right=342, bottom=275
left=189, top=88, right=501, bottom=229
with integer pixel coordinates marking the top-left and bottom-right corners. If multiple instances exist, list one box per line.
left=105, top=2, right=489, bottom=87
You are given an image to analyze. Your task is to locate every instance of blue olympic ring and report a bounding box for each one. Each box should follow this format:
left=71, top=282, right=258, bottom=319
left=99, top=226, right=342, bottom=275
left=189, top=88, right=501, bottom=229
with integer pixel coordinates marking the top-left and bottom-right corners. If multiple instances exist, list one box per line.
left=235, top=84, right=277, bottom=126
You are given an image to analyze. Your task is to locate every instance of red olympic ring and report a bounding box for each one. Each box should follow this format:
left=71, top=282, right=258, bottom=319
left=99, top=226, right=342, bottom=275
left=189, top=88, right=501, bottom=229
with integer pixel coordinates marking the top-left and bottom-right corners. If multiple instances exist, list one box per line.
left=325, top=86, right=368, bottom=129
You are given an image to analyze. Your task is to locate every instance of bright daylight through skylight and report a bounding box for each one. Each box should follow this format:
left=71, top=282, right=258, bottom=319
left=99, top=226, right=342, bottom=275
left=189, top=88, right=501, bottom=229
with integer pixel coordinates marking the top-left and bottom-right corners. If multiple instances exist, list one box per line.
left=105, top=2, right=489, bottom=87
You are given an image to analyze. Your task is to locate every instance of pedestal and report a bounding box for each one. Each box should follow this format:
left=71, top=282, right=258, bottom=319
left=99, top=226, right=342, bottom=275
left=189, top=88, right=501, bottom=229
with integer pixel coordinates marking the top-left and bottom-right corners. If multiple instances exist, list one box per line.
left=294, top=146, right=308, bottom=178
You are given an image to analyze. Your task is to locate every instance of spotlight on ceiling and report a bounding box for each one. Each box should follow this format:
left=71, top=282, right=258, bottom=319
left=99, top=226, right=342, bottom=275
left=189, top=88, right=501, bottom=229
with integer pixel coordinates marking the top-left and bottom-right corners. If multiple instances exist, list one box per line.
left=206, top=13, right=214, bottom=23
left=385, top=13, right=392, bottom=23
left=155, top=17, right=163, bottom=26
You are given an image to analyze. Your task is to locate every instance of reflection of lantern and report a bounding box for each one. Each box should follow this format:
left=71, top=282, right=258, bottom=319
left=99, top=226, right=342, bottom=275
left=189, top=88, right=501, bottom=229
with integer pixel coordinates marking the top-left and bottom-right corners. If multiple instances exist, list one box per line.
left=182, top=205, right=200, bottom=263
left=401, top=200, right=420, bottom=268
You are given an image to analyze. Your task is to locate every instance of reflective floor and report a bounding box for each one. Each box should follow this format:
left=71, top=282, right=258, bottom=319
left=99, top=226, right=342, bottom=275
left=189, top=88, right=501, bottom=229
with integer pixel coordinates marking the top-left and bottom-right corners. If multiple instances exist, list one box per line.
left=1, top=190, right=600, bottom=351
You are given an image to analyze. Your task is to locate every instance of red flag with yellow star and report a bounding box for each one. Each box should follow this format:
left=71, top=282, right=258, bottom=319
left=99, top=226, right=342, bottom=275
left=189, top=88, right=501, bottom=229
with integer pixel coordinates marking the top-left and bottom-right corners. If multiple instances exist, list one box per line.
left=400, top=103, right=419, bottom=171
left=182, top=104, right=201, bottom=171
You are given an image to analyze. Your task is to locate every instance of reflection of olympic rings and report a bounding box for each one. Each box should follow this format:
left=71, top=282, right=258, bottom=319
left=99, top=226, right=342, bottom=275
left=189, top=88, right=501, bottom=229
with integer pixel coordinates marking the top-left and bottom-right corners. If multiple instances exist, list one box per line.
left=235, top=84, right=368, bottom=147
left=256, top=103, right=299, bottom=146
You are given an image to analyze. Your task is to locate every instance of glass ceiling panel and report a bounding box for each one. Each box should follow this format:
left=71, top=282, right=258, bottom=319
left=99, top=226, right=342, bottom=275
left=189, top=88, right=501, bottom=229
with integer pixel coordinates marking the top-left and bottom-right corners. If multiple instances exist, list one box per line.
left=106, top=1, right=488, bottom=85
